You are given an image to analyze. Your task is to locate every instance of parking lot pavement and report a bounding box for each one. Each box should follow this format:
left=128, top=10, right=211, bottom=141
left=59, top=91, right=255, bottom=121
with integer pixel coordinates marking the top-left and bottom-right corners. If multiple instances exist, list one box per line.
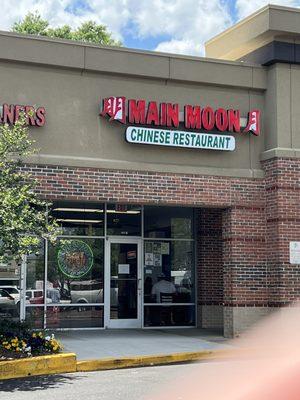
left=0, top=363, right=200, bottom=400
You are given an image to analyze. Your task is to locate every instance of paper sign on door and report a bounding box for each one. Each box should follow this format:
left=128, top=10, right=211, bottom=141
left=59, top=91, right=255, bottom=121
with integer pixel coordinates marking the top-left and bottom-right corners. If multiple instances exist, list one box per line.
left=118, top=264, right=130, bottom=274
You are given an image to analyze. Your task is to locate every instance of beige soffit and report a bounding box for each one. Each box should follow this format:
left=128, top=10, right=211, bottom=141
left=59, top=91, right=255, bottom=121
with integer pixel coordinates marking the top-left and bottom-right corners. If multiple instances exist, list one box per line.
left=205, top=4, right=300, bottom=61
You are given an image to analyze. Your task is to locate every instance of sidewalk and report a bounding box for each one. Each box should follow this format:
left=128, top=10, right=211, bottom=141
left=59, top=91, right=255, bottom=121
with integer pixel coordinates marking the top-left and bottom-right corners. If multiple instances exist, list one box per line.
left=0, top=329, right=232, bottom=380
left=56, top=329, right=229, bottom=360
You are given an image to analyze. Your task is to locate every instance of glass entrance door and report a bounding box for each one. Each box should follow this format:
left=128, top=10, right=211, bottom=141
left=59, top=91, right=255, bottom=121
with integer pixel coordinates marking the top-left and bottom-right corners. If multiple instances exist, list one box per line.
left=105, top=239, right=142, bottom=328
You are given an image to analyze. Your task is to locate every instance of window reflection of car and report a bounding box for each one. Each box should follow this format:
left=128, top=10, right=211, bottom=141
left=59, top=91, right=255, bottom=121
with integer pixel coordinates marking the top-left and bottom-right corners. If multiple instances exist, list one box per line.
left=26, top=289, right=57, bottom=304
left=0, top=286, right=20, bottom=305
left=0, top=289, right=16, bottom=315
left=70, top=280, right=103, bottom=304
left=26, top=290, right=44, bottom=304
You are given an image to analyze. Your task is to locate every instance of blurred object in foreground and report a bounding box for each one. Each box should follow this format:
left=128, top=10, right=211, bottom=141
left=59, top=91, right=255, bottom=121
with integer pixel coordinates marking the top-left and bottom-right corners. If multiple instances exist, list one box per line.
left=154, top=304, right=300, bottom=400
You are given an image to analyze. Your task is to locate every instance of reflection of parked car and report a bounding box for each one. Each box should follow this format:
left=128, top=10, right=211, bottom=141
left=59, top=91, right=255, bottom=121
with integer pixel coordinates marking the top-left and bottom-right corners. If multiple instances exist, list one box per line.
left=26, top=290, right=44, bottom=304
left=70, top=280, right=103, bottom=303
left=26, top=289, right=57, bottom=304
left=0, top=286, right=20, bottom=305
left=0, top=289, right=16, bottom=315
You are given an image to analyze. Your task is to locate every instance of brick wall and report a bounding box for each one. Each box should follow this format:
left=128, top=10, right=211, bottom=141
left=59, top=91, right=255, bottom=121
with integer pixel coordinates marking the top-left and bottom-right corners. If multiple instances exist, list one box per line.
left=222, top=206, right=268, bottom=306
left=22, top=164, right=265, bottom=207
left=263, top=158, right=300, bottom=305
left=196, top=209, right=224, bottom=328
left=197, top=208, right=223, bottom=305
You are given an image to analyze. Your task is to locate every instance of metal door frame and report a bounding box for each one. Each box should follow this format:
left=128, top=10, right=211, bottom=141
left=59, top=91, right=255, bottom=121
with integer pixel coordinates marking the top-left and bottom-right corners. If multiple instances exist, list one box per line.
left=104, top=237, right=142, bottom=328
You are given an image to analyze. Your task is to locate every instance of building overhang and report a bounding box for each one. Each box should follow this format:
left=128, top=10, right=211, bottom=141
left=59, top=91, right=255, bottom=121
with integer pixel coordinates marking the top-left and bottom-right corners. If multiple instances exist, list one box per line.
left=205, top=5, right=300, bottom=64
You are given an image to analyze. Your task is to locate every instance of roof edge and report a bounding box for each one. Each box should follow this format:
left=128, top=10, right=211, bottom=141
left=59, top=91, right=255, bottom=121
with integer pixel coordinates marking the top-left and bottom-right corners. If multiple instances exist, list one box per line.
left=0, top=28, right=265, bottom=68
left=205, top=4, right=300, bottom=46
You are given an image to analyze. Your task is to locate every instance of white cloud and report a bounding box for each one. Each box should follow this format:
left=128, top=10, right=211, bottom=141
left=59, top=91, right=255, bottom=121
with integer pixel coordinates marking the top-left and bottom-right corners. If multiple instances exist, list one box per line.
left=0, top=0, right=127, bottom=42
left=235, top=0, right=300, bottom=20
left=0, top=1, right=78, bottom=30
left=150, top=0, right=300, bottom=55
left=85, top=0, right=131, bottom=41
left=0, top=0, right=231, bottom=56
left=156, top=39, right=204, bottom=56
left=131, top=0, right=232, bottom=56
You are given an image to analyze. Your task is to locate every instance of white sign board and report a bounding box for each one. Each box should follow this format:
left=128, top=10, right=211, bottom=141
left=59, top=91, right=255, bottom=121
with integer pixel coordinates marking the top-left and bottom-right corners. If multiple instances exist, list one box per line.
left=290, top=242, right=300, bottom=264
left=118, top=264, right=130, bottom=274
left=126, top=126, right=235, bottom=151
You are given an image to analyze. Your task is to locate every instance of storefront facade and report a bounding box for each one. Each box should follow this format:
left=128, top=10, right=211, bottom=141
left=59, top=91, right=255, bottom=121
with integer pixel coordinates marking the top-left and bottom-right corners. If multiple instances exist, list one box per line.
left=24, top=203, right=196, bottom=330
left=0, top=4, right=299, bottom=337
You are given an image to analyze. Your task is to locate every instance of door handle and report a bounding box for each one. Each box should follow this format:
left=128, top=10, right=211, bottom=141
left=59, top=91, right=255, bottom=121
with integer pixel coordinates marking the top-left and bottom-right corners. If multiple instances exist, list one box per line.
left=138, top=278, right=142, bottom=291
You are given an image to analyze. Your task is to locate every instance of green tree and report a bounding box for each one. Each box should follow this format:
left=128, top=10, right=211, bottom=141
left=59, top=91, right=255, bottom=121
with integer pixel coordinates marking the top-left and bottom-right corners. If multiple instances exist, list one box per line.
left=12, top=12, right=121, bottom=46
left=0, top=113, right=58, bottom=264
left=12, top=12, right=49, bottom=35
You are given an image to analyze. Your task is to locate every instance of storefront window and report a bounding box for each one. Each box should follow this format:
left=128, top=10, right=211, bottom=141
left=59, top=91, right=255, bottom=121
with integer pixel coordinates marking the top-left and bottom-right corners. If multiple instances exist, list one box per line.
left=0, top=256, right=21, bottom=321
left=143, top=205, right=195, bottom=327
left=144, top=206, right=194, bottom=239
left=46, top=305, right=104, bottom=328
left=144, top=305, right=195, bottom=327
left=144, top=240, right=194, bottom=304
left=52, top=201, right=104, bottom=236
left=47, top=238, right=104, bottom=305
left=22, top=204, right=196, bottom=329
left=25, top=306, right=44, bottom=329
left=0, top=259, right=21, bottom=286
left=107, top=204, right=141, bottom=236
left=26, top=241, right=45, bottom=303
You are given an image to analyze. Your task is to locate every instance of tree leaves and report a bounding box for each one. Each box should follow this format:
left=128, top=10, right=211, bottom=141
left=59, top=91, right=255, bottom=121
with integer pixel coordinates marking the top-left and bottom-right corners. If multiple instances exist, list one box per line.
left=0, top=113, right=59, bottom=263
left=12, top=12, right=121, bottom=46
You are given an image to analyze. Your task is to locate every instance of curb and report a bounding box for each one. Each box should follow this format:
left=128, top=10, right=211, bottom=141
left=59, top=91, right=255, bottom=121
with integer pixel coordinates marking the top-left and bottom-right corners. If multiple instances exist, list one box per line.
left=0, top=349, right=232, bottom=380
left=76, top=350, right=228, bottom=372
left=0, top=353, right=77, bottom=380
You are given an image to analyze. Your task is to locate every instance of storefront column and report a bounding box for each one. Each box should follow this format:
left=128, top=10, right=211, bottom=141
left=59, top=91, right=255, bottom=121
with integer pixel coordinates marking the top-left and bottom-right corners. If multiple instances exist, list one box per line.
left=197, top=209, right=223, bottom=330
left=222, top=207, right=269, bottom=338
left=264, top=158, right=300, bottom=307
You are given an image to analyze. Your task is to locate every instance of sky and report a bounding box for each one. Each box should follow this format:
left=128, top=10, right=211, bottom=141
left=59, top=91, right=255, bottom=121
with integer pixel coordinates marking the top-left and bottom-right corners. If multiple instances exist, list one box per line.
left=2, top=0, right=300, bottom=56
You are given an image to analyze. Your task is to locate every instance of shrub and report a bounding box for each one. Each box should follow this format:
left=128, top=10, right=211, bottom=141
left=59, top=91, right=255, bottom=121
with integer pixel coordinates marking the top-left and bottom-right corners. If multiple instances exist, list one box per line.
left=0, top=319, right=62, bottom=358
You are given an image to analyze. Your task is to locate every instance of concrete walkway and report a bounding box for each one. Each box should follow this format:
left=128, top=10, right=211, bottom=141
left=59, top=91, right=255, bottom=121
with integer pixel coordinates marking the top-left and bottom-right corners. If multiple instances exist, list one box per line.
left=56, top=329, right=229, bottom=360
